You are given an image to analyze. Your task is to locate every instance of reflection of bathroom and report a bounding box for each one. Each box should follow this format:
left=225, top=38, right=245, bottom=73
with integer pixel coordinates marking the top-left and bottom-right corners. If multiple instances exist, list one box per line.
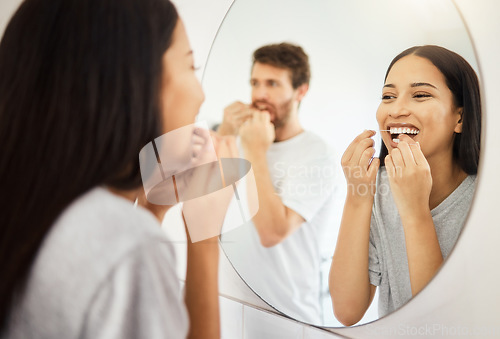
left=178, top=0, right=500, bottom=337
left=2, top=0, right=499, bottom=337
left=195, top=0, right=481, bottom=330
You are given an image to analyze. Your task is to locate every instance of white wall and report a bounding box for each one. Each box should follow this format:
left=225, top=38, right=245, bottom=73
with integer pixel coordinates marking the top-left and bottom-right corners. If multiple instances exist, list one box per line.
left=1, top=0, right=499, bottom=337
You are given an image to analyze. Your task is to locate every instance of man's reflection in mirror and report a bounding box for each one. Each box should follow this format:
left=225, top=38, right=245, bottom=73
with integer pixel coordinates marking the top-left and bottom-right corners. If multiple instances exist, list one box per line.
left=218, top=43, right=339, bottom=324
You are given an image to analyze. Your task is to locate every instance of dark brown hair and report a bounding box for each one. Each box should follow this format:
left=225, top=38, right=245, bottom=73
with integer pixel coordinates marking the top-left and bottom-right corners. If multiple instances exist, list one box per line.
left=253, top=42, right=310, bottom=89
left=379, top=45, right=481, bottom=175
left=0, top=0, right=178, bottom=329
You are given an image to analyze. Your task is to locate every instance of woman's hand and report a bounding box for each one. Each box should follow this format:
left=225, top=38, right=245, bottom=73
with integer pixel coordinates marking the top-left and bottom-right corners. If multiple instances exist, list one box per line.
left=341, top=130, right=380, bottom=199
left=330, top=130, right=380, bottom=325
left=384, top=134, right=432, bottom=219
left=181, top=131, right=238, bottom=242
left=138, top=128, right=237, bottom=223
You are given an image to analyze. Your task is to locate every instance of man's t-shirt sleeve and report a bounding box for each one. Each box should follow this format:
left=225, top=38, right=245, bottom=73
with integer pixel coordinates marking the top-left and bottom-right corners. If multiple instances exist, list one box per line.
left=279, top=154, right=337, bottom=222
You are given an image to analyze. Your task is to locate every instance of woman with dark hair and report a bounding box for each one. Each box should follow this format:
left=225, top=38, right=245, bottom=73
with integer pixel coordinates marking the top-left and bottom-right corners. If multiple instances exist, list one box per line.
left=329, top=45, right=481, bottom=326
left=0, top=0, right=229, bottom=338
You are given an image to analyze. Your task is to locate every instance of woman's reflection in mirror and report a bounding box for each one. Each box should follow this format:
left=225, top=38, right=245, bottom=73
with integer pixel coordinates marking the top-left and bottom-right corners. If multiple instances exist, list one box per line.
left=329, top=45, right=481, bottom=326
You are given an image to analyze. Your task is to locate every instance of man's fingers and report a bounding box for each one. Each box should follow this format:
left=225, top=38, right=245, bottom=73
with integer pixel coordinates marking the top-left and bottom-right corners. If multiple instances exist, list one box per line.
left=259, top=110, right=271, bottom=123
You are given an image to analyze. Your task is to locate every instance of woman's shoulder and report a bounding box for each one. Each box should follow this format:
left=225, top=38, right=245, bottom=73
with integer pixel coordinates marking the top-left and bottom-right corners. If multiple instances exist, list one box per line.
left=54, top=187, right=164, bottom=243
left=37, top=187, right=174, bottom=280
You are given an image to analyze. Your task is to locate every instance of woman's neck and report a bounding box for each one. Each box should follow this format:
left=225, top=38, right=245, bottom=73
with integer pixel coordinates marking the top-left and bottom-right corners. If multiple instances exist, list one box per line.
left=428, top=155, right=468, bottom=210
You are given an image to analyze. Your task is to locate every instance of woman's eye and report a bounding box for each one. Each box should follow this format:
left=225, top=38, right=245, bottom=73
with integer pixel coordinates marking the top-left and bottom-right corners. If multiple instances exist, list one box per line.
left=414, top=93, right=432, bottom=99
left=382, top=94, right=395, bottom=100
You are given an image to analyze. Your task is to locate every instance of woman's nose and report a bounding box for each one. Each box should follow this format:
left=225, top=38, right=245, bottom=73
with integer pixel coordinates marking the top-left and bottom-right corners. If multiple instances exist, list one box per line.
left=389, top=98, right=411, bottom=118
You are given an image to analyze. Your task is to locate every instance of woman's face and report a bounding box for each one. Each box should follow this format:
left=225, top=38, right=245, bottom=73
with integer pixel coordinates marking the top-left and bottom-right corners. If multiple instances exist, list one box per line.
left=158, top=19, right=205, bottom=171
left=376, top=54, right=463, bottom=163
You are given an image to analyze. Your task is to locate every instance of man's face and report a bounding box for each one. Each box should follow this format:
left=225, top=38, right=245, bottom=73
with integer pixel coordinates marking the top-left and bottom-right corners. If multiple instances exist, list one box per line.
left=250, top=62, right=299, bottom=129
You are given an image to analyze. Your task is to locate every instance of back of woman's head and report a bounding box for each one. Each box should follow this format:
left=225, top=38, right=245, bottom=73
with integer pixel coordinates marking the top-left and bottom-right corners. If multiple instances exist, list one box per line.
left=379, top=45, right=481, bottom=175
left=0, top=0, right=178, bottom=328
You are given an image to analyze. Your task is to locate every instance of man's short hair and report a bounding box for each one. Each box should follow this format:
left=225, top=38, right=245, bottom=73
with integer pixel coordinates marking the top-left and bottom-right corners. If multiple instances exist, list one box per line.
left=252, top=43, right=310, bottom=89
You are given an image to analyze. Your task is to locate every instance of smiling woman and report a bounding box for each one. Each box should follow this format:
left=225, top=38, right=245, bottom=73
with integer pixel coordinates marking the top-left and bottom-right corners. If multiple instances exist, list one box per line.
left=329, top=45, right=481, bottom=326
left=201, top=0, right=480, bottom=328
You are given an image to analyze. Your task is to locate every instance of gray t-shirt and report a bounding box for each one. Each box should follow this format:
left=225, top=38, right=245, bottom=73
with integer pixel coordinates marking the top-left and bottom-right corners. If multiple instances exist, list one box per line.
left=369, top=167, right=476, bottom=317
left=3, top=187, right=188, bottom=339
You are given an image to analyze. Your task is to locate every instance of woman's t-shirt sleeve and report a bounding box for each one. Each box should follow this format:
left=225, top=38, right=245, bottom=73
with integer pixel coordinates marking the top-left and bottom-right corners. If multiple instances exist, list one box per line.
left=368, top=211, right=382, bottom=287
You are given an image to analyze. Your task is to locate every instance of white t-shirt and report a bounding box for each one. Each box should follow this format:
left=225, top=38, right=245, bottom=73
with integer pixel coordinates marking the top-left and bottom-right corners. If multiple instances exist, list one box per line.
left=221, top=131, right=338, bottom=324
left=4, top=187, right=188, bottom=339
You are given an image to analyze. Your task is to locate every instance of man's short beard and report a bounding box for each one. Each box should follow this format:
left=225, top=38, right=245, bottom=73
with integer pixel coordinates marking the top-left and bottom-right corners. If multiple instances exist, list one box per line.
left=272, top=98, right=294, bottom=129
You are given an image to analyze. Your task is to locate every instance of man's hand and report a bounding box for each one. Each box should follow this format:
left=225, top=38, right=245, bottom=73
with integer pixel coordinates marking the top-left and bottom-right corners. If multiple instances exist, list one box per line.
left=217, top=101, right=257, bottom=136
left=239, top=111, right=275, bottom=155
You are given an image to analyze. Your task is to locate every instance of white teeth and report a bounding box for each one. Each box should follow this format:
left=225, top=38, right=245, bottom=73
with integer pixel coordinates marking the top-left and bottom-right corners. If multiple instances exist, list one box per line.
left=393, top=138, right=400, bottom=144
left=389, top=127, right=420, bottom=135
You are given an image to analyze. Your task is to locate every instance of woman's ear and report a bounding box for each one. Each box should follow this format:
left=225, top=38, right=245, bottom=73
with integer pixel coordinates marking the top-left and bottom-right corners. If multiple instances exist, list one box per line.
left=454, top=107, right=464, bottom=133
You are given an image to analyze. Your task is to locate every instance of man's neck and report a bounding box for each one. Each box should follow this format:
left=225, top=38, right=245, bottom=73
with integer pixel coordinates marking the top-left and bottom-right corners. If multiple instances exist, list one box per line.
left=274, top=117, right=304, bottom=142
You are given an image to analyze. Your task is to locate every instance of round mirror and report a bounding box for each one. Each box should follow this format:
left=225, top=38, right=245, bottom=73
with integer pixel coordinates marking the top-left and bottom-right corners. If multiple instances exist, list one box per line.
left=198, top=0, right=479, bottom=327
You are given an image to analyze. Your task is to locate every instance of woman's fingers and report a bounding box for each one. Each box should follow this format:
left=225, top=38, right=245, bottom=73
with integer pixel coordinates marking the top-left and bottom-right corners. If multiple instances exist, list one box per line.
left=359, top=146, right=376, bottom=171
left=385, top=154, right=395, bottom=178
left=410, top=142, right=426, bottom=167
left=342, top=130, right=376, bottom=164
left=397, top=134, right=417, bottom=166
left=390, top=148, right=405, bottom=170
left=352, top=138, right=375, bottom=166
left=367, top=157, right=380, bottom=179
